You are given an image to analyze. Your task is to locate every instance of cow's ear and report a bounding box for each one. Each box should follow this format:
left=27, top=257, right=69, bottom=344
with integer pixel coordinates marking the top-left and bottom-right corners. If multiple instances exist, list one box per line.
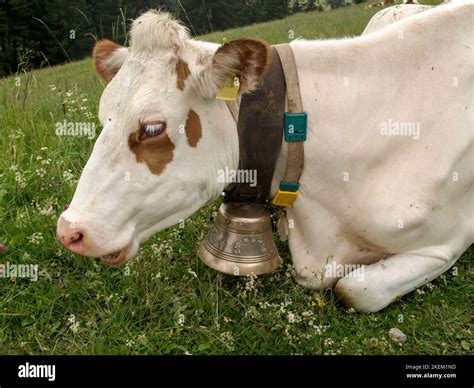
left=192, top=38, right=271, bottom=100
left=93, top=39, right=128, bottom=83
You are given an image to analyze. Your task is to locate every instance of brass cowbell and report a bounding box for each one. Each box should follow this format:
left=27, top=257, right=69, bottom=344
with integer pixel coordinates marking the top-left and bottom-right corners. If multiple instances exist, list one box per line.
left=198, top=202, right=282, bottom=276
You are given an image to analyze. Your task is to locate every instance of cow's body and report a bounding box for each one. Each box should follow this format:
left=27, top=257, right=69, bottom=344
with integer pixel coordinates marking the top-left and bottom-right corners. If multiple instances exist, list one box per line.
left=57, top=0, right=473, bottom=312
left=279, top=1, right=473, bottom=311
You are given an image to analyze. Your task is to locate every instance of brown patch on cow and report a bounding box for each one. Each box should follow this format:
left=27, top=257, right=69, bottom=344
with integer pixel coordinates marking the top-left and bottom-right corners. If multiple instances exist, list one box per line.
left=176, top=59, right=191, bottom=90
left=93, top=39, right=123, bottom=82
left=185, top=110, right=202, bottom=147
left=213, top=38, right=271, bottom=93
left=128, top=131, right=175, bottom=175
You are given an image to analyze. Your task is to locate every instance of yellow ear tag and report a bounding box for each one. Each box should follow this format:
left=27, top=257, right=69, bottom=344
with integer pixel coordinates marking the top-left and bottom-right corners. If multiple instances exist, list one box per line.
left=216, top=75, right=240, bottom=101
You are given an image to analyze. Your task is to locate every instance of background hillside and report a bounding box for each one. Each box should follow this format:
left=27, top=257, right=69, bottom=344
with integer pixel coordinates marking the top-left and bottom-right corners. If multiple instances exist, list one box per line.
left=1, top=0, right=367, bottom=76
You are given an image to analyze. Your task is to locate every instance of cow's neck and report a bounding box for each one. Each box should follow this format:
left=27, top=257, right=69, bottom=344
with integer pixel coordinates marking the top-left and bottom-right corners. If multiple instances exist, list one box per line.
left=195, top=98, right=240, bottom=202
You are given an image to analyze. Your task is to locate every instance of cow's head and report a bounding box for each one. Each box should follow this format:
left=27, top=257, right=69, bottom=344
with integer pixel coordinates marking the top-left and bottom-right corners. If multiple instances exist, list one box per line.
left=56, top=10, right=270, bottom=265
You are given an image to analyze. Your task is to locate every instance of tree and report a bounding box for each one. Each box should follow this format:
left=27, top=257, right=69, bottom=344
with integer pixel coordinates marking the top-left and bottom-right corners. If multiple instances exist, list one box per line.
left=0, top=0, right=294, bottom=75
left=291, top=0, right=303, bottom=14
left=304, top=0, right=317, bottom=11
left=326, top=0, right=345, bottom=8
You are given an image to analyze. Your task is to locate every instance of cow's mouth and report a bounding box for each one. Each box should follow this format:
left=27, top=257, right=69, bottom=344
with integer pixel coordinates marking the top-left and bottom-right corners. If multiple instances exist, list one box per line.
left=100, top=243, right=132, bottom=266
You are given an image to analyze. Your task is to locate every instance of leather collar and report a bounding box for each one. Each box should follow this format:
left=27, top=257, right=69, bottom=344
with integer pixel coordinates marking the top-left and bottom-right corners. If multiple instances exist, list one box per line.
left=223, top=46, right=286, bottom=203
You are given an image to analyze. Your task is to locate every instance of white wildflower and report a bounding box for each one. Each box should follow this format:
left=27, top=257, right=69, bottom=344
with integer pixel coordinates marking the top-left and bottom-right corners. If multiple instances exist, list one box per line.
left=309, top=321, right=329, bottom=335
left=35, top=168, right=47, bottom=178
left=258, top=301, right=271, bottom=309
left=63, top=170, right=76, bottom=184
left=285, top=263, right=295, bottom=278
left=187, top=268, right=198, bottom=278
left=287, top=311, right=301, bottom=324
left=244, top=272, right=258, bottom=292
left=324, top=338, right=334, bottom=347
left=15, top=171, right=26, bottom=188
left=27, top=232, right=43, bottom=245
left=39, top=203, right=53, bottom=216
left=219, top=331, right=235, bottom=352
left=67, top=314, right=80, bottom=333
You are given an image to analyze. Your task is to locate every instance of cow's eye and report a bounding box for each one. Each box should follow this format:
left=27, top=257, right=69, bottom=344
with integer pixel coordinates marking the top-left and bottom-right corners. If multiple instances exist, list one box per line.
left=141, top=122, right=166, bottom=140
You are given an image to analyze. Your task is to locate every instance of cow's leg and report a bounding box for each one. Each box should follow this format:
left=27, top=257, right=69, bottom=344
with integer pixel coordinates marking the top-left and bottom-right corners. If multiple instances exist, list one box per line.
left=286, top=203, right=355, bottom=290
left=286, top=201, right=387, bottom=291
left=335, top=254, right=457, bottom=312
left=334, top=252, right=456, bottom=312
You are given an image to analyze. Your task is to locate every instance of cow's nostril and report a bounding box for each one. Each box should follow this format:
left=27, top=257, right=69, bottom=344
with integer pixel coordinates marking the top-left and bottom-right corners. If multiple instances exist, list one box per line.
left=57, top=217, right=88, bottom=255
left=69, top=232, right=84, bottom=243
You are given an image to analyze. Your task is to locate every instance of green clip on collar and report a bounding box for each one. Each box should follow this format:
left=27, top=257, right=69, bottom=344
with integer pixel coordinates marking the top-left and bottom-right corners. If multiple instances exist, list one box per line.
left=279, top=181, right=299, bottom=192
left=284, top=112, right=307, bottom=142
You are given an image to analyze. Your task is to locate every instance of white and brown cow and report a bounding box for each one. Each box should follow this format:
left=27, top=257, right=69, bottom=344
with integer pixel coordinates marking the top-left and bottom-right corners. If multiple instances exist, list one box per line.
left=364, top=1, right=455, bottom=35
left=363, top=4, right=433, bottom=34
left=57, top=1, right=473, bottom=312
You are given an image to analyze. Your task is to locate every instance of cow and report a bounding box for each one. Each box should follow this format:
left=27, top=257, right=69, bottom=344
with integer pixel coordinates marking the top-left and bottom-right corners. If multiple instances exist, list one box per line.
left=364, top=0, right=456, bottom=34
left=57, top=1, right=473, bottom=312
left=365, top=2, right=388, bottom=9
left=363, top=4, right=433, bottom=34
left=365, top=0, right=396, bottom=9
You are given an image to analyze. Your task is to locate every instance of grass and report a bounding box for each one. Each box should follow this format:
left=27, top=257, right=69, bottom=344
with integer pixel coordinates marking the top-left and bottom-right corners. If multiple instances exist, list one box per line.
left=1, top=1, right=472, bottom=355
